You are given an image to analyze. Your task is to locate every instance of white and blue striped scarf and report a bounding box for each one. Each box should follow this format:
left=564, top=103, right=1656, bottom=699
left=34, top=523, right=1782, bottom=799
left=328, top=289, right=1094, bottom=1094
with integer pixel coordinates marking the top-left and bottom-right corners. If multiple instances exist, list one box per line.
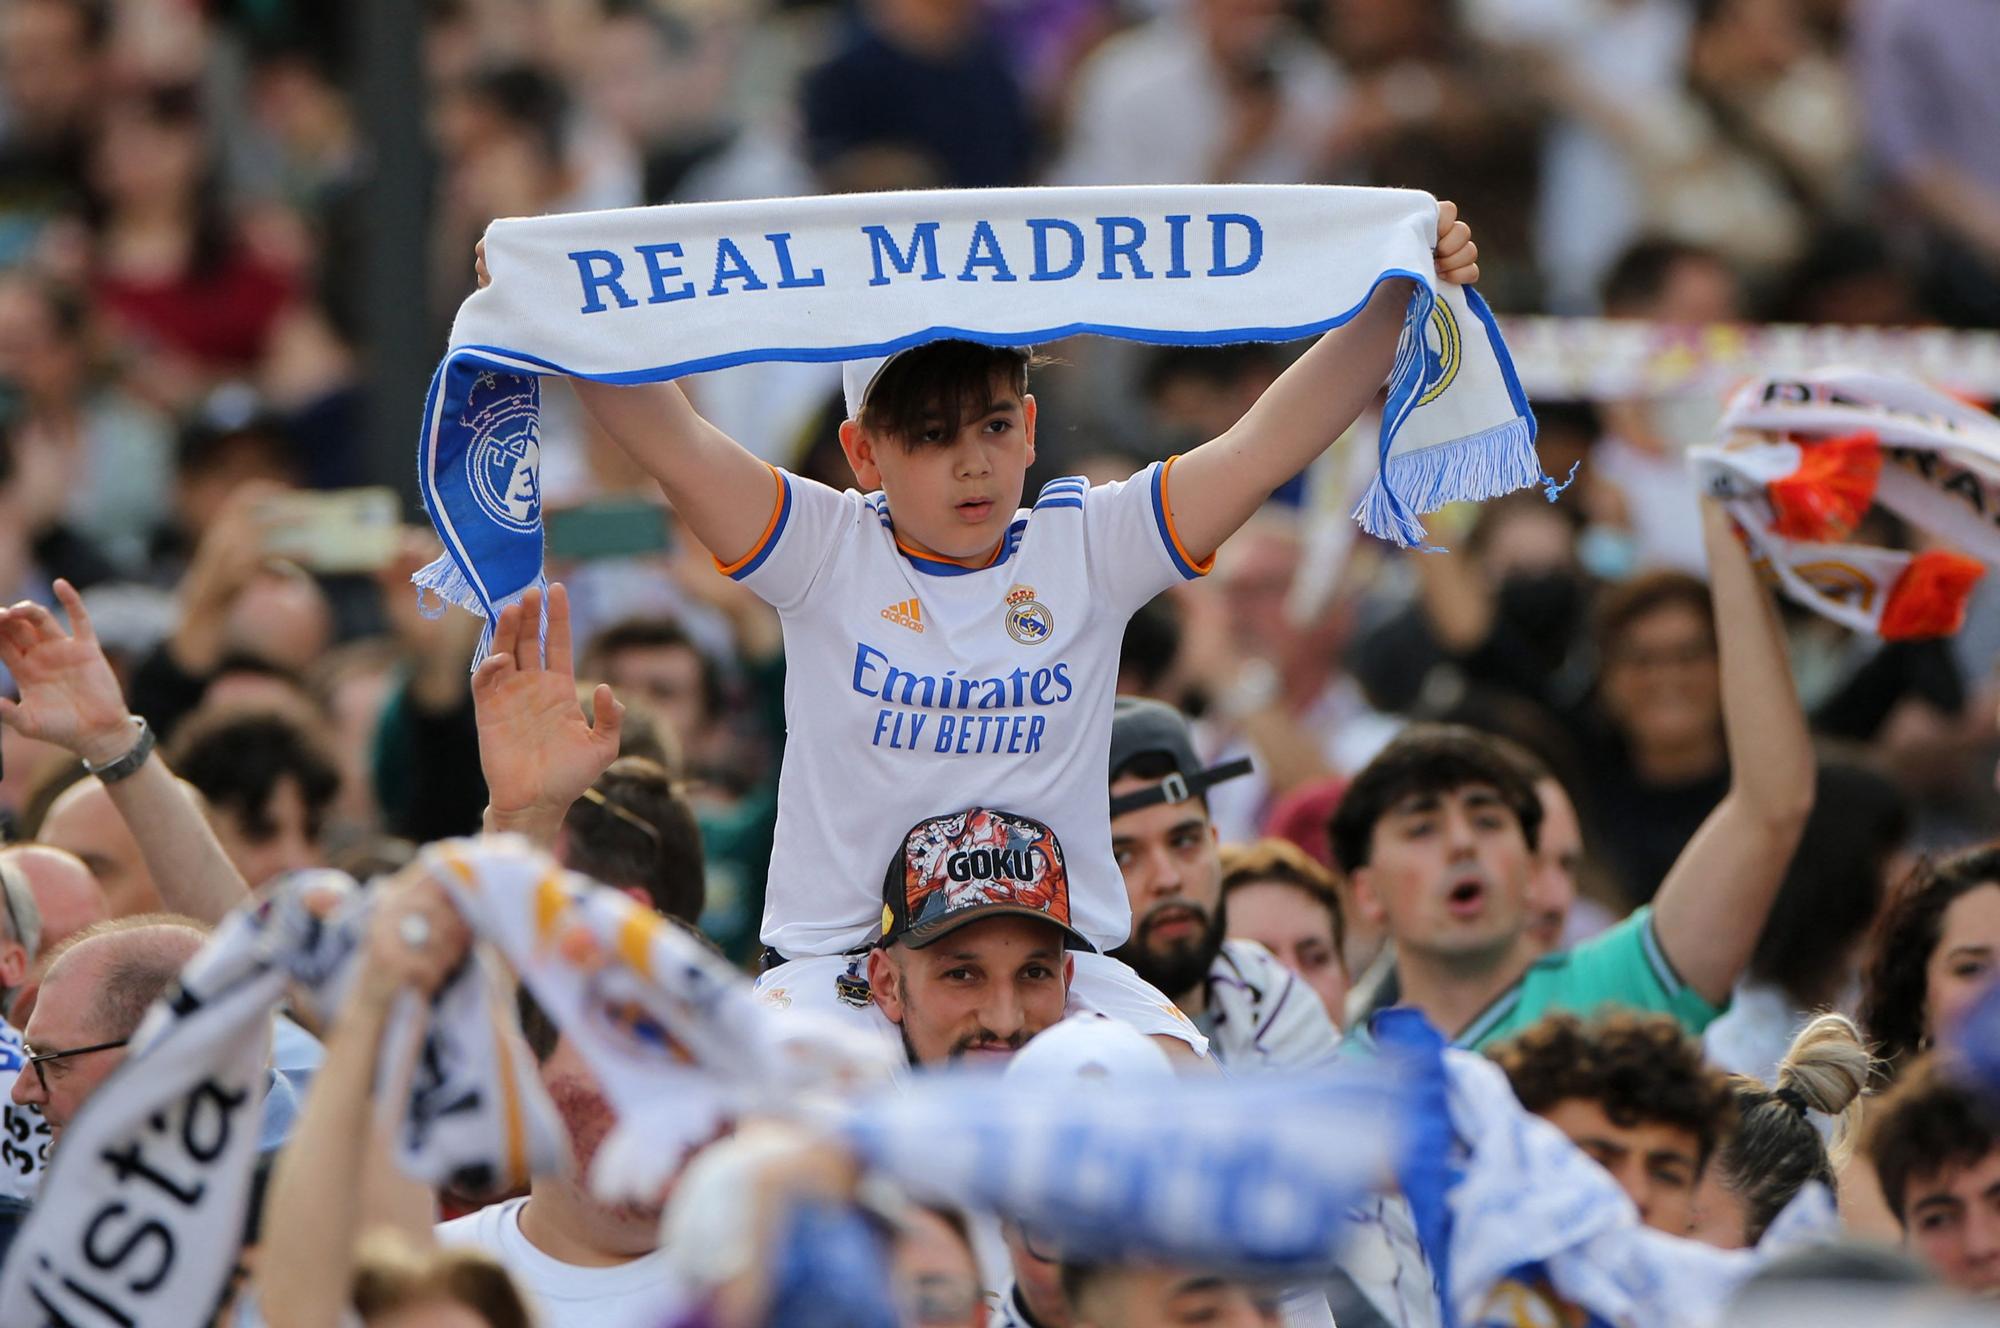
left=414, top=186, right=1540, bottom=651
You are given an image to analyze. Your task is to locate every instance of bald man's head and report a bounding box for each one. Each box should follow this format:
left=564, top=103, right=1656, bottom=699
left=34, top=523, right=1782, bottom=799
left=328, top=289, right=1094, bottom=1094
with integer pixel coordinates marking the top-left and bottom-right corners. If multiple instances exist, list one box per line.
left=13, top=915, right=209, bottom=1140
left=38, top=779, right=163, bottom=917
left=1, top=844, right=106, bottom=951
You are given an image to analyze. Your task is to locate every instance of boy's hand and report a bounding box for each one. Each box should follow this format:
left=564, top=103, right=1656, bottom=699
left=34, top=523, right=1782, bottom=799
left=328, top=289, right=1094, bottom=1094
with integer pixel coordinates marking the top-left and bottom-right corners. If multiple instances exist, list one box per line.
left=1433, top=199, right=1479, bottom=285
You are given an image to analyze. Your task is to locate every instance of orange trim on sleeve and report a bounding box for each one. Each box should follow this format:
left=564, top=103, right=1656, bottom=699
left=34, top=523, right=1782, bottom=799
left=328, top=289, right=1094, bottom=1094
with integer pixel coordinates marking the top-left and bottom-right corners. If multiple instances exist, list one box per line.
left=1160, top=454, right=1217, bottom=577
left=713, top=464, right=786, bottom=576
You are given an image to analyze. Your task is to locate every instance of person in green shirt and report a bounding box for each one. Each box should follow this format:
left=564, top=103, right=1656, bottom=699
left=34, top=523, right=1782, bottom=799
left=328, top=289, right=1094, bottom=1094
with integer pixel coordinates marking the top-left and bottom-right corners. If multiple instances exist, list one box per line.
left=1332, top=498, right=1813, bottom=1051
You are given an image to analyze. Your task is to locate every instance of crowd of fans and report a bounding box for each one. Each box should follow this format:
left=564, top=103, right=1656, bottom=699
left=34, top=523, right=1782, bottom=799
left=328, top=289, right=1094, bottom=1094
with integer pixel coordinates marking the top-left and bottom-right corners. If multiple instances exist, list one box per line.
left=3, top=0, right=2000, bottom=1326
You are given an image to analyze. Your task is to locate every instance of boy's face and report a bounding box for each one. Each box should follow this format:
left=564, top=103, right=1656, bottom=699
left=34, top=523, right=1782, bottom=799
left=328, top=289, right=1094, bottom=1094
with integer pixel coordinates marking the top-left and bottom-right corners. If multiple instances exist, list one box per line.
left=1350, top=783, right=1531, bottom=971
left=838, top=383, right=1036, bottom=562
left=1539, top=1096, right=1704, bottom=1236
left=1902, top=1147, right=2000, bottom=1296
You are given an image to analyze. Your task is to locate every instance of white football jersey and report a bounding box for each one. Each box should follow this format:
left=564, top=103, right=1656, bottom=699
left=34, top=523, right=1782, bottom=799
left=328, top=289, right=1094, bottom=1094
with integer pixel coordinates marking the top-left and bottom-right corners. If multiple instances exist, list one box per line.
left=1203, top=939, right=1343, bottom=1074
left=726, top=459, right=1210, bottom=956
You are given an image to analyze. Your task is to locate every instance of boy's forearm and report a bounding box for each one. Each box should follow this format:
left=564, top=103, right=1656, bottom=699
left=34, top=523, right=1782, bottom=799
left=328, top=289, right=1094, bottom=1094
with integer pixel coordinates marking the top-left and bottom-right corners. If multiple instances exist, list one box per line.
left=1165, top=280, right=1412, bottom=561
left=569, top=377, right=781, bottom=568
left=570, top=378, right=715, bottom=482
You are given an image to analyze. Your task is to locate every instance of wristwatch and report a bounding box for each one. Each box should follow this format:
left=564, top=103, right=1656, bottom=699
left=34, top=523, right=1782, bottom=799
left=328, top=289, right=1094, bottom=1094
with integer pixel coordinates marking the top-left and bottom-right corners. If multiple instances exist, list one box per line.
left=83, top=717, right=156, bottom=785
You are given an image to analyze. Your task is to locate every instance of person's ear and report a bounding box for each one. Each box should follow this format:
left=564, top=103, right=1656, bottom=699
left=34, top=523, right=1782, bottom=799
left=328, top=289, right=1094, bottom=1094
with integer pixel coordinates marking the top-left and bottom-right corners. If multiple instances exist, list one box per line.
left=867, top=948, right=903, bottom=1024
left=1021, top=393, right=1038, bottom=468
left=1063, top=952, right=1075, bottom=989
left=1350, top=865, right=1389, bottom=928
left=838, top=419, right=884, bottom=491
left=0, top=942, right=26, bottom=994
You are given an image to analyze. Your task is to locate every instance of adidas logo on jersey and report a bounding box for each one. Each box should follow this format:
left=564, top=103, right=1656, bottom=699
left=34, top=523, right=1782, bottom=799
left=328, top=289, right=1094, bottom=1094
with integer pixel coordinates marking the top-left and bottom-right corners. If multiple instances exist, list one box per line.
left=880, top=597, right=925, bottom=632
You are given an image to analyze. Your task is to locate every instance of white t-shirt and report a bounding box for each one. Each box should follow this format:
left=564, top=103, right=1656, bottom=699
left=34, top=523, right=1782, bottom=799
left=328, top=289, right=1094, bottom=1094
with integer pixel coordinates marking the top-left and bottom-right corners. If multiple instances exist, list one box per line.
left=730, top=461, right=1210, bottom=957
left=435, top=1196, right=684, bottom=1328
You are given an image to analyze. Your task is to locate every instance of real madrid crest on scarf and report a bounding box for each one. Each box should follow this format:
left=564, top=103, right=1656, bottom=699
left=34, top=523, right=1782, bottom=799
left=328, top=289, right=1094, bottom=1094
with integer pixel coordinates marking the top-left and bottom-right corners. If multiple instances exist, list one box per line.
left=1004, top=584, right=1053, bottom=645
left=465, top=372, right=544, bottom=533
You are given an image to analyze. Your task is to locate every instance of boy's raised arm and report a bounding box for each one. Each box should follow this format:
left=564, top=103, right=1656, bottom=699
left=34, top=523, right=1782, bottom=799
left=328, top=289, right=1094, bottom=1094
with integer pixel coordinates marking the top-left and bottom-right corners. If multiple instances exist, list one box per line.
left=1161, top=201, right=1479, bottom=564
left=475, top=241, right=780, bottom=569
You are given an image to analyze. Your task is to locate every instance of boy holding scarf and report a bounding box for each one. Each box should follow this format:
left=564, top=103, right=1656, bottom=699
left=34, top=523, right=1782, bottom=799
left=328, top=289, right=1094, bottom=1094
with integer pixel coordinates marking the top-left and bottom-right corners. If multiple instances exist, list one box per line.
left=471, top=204, right=1481, bottom=1043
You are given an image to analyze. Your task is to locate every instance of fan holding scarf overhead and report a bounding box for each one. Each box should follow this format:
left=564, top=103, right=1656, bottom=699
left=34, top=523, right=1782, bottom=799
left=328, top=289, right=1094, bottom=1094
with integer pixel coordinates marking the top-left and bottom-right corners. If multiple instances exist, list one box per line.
left=414, top=188, right=1543, bottom=1029
left=414, top=186, right=1540, bottom=646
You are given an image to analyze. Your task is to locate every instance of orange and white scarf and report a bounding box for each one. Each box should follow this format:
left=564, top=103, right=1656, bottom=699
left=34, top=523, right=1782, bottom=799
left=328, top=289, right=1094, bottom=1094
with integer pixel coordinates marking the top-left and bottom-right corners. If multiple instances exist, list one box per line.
left=1691, top=371, right=2000, bottom=638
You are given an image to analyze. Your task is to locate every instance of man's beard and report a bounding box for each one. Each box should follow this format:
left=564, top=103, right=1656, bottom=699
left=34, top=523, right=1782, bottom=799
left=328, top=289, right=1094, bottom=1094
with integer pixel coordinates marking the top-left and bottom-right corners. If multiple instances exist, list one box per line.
left=1113, top=898, right=1226, bottom=1002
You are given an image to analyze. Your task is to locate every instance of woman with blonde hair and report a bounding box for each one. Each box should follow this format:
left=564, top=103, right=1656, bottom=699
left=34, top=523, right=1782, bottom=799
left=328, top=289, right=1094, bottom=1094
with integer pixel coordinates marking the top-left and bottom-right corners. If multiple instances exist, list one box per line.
left=1689, top=1013, right=1874, bottom=1248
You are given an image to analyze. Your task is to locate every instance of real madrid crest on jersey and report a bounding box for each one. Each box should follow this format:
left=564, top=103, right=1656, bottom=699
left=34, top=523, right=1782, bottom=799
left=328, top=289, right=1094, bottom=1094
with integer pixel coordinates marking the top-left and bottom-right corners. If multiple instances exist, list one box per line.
left=1004, top=584, right=1053, bottom=645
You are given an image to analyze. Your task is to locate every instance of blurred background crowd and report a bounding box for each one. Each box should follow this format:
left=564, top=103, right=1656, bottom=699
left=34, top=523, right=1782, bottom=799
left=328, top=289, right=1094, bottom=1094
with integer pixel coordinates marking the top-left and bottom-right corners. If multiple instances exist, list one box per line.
left=1, top=0, right=1996, bottom=975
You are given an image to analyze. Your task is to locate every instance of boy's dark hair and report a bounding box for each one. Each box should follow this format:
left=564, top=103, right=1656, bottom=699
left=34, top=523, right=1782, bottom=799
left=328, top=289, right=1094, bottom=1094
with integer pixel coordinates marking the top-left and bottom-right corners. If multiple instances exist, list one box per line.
left=859, top=341, right=1037, bottom=448
left=1219, top=838, right=1345, bottom=960
left=1592, top=570, right=1715, bottom=666
left=1489, top=1012, right=1739, bottom=1169
left=581, top=616, right=724, bottom=716
left=561, top=757, right=705, bottom=923
left=168, top=706, right=340, bottom=842
left=1328, top=724, right=1542, bottom=874
left=1862, top=843, right=2000, bottom=1079
left=1864, top=1053, right=2000, bottom=1225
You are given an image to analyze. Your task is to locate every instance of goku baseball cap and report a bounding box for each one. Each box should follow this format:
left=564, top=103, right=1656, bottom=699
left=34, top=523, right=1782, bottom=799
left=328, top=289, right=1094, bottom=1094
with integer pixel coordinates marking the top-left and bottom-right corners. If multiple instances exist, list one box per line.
left=879, top=808, right=1091, bottom=950
left=1108, top=697, right=1255, bottom=818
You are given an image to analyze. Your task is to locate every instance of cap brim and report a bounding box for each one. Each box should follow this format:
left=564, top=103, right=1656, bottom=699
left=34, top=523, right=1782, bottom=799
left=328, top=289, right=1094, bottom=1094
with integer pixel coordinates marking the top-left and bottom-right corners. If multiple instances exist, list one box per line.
left=898, top=904, right=1091, bottom=952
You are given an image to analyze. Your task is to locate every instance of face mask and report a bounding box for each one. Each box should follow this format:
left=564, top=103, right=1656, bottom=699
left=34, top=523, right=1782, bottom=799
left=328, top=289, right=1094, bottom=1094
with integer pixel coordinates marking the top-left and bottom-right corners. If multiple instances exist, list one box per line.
left=1497, top=569, right=1584, bottom=640
left=1577, top=524, right=1639, bottom=582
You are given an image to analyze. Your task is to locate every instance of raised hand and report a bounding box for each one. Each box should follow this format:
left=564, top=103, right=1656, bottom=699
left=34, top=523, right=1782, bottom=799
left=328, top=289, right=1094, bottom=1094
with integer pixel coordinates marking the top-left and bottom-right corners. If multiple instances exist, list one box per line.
left=0, top=579, right=139, bottom=767
left=1433, top=199, right=1479, bottom=285
left=473, top=582, right=625, bottom=826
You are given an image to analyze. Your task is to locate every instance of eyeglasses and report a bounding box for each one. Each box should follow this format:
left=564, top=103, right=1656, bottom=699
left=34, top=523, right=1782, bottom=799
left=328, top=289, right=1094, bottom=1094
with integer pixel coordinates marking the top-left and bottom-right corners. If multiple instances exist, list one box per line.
left=22, top=1038, right=130, bottom=1094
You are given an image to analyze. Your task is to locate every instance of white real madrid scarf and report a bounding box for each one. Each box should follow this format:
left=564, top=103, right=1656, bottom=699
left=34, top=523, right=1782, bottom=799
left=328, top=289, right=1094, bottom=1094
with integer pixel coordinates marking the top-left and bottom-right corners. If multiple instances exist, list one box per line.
left=0, top=884, right=315, bottom=1325
left=0, top=872, right=569, bottom=1328
left=414, top=186, right=1539, bottom=651
left=1691, top=370, right=2000, bottom=638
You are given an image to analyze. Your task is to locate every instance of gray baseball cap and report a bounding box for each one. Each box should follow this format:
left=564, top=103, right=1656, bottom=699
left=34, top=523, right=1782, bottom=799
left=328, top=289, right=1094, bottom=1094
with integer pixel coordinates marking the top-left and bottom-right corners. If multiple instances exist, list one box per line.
left=1108, top=697, right=1253, bottom=818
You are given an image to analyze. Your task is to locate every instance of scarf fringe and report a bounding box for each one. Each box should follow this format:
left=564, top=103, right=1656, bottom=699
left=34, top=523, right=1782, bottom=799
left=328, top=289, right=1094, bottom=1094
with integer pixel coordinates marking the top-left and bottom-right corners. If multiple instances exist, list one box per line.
left=1350, top=416, right=1545, bottom=548
left=410, top=554, right=543, bottom=665
left=413, top=552, right=482, bottom=621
